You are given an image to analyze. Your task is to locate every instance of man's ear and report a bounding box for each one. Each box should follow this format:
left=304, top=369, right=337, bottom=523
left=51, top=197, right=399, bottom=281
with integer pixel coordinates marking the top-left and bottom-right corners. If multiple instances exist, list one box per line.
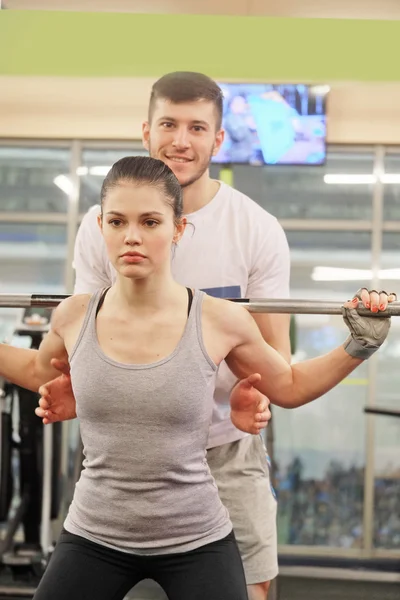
left=142, top=121, right=150, bottom=151
left=212, top=128, right=225, bottom=156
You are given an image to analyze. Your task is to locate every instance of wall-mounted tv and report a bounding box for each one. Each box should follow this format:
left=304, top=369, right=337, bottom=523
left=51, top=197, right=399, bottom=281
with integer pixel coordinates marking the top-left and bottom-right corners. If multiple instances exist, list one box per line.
left=212, top=83, right=328, bottom=166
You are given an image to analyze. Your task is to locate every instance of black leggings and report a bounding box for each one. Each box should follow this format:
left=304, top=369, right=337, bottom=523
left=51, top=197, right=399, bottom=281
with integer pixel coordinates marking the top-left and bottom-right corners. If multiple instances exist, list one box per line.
left=33, top=529, right=248, bottom=600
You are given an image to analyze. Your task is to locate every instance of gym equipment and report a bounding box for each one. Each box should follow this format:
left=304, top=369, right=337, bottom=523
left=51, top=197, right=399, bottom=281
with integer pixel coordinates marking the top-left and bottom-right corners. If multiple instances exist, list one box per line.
left=0, top=308, right=62, bottom=598
left=0, top=378, right=13, bottom=523
left=289, top=315, right=297, bottom=355
left=0, top=294, right=399, bottom=316
left=364, top=407, right=400, bottom=419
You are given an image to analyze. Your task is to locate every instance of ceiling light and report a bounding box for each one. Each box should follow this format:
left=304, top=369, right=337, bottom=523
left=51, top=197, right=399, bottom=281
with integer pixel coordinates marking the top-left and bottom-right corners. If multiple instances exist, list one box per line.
left=76, top=166, right=88, bottom=176
left=324, top=173, right=400, bottom=185
left=75, top=166, right=111, bottom=177
left=381, top=174, right=400, bottom=184
left=89, top=166, right=111, bottom=176
left=379, top=268, right=400, bottom=280
left=53, top=175, right=74, bottom=195
left=312, top=267, right=371, bottom=281
left=312, top=266, right=400, bottom=281
left=324, top=174, right=377, bottom=185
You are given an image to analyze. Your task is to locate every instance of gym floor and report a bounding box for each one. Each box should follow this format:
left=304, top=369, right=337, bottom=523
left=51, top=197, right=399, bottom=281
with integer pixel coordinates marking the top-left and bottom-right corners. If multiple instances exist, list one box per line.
left=0, top=576, right=399, bottom=599
left=123, top=577, right=400, bottom=600
left=126, top=581, right=166, bottom=599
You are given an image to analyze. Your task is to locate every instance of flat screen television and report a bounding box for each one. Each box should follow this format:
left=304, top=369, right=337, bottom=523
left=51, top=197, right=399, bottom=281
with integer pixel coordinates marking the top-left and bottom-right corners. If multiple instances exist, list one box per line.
left=212, top=83, right=328, bottom=166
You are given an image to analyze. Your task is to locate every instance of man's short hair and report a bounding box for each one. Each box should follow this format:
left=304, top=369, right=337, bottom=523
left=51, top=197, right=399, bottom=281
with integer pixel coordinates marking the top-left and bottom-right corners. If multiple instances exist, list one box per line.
left=148, top=71, right=224, bottom=129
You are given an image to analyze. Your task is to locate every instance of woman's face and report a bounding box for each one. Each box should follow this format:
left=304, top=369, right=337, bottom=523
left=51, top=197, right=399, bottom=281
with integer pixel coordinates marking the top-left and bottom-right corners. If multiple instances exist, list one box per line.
left=98, top=182, right=185, bottom=280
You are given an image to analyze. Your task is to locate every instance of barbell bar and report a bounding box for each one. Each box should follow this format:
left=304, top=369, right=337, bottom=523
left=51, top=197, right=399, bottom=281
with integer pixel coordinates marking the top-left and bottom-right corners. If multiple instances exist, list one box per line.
left=0, top=293, right=399, bottom=316
left=364, top=407, right=400, bottom=419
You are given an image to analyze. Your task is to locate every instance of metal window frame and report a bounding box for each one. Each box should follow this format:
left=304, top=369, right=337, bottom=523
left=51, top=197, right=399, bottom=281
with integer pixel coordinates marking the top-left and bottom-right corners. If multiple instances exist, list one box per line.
left=361, top=146, right=385, bottom=557
left=0, top=139, right=73, bottom=148
left=80, top=140, right=144, bottom=151
left=279, top=219, right=373, bottom=231
left=0, top=213, right=68, bottom=223
left=278, top=544, right=400, bottom=559
left=64, top=140, right=82, bottom=293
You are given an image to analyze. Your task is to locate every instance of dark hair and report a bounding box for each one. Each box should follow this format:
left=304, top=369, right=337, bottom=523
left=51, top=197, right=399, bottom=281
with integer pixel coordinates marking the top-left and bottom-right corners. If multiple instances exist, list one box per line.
left=148, top=71, right=224, bottom=129
left=100, top=156, right=183, bottom=223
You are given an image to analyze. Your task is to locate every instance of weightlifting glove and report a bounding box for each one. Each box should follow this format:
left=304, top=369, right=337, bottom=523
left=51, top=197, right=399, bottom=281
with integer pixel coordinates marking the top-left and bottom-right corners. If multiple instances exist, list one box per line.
left=342, top=305, right=391, bottom=359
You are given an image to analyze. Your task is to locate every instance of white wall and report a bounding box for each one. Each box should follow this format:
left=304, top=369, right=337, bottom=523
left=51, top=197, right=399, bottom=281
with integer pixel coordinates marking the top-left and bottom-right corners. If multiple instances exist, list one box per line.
left=2, top=77, right=400, bottom=144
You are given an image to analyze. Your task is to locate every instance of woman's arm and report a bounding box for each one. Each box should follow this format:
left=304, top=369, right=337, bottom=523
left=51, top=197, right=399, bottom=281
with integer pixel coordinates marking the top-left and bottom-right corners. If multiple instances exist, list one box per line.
left=223, top=294, right=391, bottom=409
left=0, top=299, right=76, bottom=393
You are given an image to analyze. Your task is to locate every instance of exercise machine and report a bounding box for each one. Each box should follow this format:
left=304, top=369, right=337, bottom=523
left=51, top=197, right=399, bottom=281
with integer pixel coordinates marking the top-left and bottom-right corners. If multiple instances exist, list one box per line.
left=0, top=307, right=62, bottom=598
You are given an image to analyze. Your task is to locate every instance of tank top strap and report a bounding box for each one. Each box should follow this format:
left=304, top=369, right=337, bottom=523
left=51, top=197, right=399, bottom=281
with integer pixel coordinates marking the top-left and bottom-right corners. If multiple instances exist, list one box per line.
left=183, top=288, right=201, bottom=331
left=186, top=287, right=193, bottom=316
left=182, top=289, right=217, bottom=370
left=69, top=287, right=108, bottom=364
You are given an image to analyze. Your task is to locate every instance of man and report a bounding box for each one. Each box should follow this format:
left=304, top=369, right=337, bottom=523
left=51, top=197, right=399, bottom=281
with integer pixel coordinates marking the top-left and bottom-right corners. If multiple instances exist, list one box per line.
left=39, top=72, right=291, bottom=600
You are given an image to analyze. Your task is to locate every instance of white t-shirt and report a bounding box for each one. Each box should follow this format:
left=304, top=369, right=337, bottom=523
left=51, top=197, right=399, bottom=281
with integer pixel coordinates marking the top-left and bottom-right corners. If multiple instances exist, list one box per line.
left=73, top=181, right=291, bottom=448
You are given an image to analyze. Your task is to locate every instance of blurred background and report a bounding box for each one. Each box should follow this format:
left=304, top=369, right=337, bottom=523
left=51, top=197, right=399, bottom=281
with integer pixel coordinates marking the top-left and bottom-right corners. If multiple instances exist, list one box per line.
left=0, top=2, right=400, bottom=599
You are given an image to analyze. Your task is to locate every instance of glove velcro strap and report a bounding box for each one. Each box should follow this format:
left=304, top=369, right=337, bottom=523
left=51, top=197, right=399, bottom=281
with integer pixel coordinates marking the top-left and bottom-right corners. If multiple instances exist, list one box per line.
left=343, top=336, right=379, bottom=360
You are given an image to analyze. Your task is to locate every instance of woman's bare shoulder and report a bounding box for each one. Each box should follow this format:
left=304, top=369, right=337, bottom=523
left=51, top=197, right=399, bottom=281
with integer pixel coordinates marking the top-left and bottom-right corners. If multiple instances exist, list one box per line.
left=202, top=293, right=256, bottom=335
left=51, top=293, right=92, bottom=331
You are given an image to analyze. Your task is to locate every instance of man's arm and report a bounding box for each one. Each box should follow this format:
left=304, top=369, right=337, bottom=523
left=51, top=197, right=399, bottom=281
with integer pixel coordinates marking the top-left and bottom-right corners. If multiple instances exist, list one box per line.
left=247, top=215, right=291, bottom=363
left=230, top=373, right=271, bottom=434
left=73, top=205, right=113, bottom=294
left=36, top=359, right=76, bottom=424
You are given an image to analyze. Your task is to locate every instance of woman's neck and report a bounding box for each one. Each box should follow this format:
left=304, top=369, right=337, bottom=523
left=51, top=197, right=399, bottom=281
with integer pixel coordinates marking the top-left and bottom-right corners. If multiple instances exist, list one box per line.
left=108, top=273, right=183, bottom=315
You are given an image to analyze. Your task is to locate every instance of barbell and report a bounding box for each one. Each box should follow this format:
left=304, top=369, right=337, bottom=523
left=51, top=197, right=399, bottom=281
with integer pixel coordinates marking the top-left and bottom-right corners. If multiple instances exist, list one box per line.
left=0, top=293, right=399, bottom=316
left=364, top=407, right=400, bottom=419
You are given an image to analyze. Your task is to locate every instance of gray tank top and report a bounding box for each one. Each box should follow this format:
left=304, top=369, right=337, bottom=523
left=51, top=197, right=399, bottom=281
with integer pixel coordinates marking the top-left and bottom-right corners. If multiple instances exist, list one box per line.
left=64, top=288, right=232, bottom=555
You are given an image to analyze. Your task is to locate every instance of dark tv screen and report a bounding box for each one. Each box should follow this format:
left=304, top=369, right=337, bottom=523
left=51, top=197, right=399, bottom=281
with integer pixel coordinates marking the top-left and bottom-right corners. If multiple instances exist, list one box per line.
left=213, top=83, right=328, bottom=166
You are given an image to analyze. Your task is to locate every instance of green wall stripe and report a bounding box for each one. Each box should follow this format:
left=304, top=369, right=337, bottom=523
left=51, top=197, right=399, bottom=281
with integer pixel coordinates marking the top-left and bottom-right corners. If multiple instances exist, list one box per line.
left=1, top=11, right=399, bottom=81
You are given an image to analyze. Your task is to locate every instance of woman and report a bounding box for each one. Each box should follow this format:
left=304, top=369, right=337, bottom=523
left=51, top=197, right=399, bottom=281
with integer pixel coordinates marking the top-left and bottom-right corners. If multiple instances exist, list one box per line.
left=0, top=156, right=392, bottom=600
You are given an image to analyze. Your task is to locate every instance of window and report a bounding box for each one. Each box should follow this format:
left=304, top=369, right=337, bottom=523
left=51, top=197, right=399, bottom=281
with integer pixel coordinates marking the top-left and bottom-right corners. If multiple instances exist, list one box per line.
left=232, top=150, right=375, bottom=221
left=78, top=146, right=147, bottom=213
left=0, top=146, right=71, bottom=213
left=383, top=153, right=400, bottom=222
left=373, top=232, right=400, bottom=549
left=274, top=231, right=372, bottom=548
left=0, top=140, right=398, bottom=559
left=0, top=223, right=67, bottom=341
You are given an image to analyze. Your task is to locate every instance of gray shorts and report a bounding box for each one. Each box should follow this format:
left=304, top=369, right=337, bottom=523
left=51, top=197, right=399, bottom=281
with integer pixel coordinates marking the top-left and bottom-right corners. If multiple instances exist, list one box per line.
left=207, top=435, right=278, bottom=585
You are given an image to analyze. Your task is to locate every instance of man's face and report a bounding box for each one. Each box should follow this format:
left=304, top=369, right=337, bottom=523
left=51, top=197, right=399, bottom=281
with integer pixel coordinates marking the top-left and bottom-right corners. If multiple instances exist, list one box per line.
left=142, top=99, right=224, bottom=188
